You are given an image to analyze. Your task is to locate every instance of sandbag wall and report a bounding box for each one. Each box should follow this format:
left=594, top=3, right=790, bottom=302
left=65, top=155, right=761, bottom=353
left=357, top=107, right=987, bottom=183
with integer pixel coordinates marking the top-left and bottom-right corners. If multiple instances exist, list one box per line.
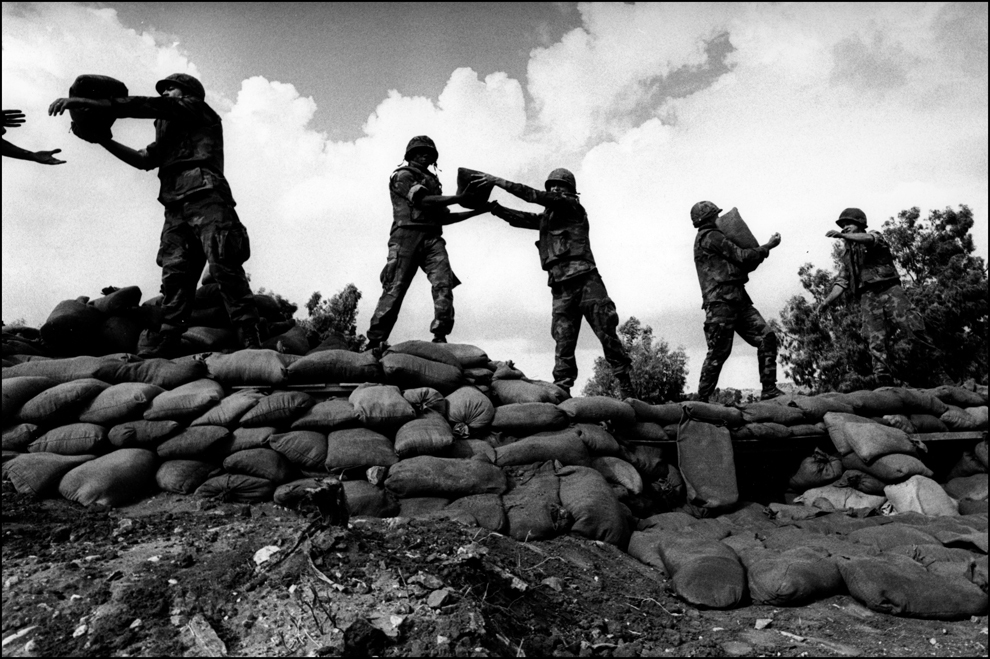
left=1, top=283, right=303, bottom=361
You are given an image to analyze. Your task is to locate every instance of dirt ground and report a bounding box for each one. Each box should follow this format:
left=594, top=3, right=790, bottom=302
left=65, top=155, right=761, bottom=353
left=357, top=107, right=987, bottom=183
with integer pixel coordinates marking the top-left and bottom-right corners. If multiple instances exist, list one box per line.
left=1, top=487, right=987, bottom=658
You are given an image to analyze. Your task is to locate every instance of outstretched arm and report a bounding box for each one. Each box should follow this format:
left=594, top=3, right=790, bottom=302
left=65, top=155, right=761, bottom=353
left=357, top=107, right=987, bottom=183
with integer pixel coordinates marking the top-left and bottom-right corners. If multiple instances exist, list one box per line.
left=439, top=204, right=494, bottom=226
left=826, top=229, right=876, bottom=245
left=418, top=177, right=490, bottom=209
left=705, top=230, right=774, bottom=269
left=1, top=139, right=65, bottom=164
left=489, top=201, right=541, bottom=230
left=98, top=138, right=156, bottom=171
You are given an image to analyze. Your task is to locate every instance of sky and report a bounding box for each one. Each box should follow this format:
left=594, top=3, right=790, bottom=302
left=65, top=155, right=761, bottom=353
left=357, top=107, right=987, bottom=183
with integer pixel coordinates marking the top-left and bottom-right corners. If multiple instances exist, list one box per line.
left=2, top=2, right=988, bottom=395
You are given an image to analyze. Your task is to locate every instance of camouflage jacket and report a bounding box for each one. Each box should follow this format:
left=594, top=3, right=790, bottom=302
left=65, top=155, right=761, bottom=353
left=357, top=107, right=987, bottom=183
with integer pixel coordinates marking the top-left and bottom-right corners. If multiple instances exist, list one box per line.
left=693, top=222, right=768, bottom=307
left=388, top=162, right=449, bottom=235
left=111, top=95, right=233, bottom=206
left=492, top=180, right=597, bottom=286
left=834, top=230, right=900, bottom=297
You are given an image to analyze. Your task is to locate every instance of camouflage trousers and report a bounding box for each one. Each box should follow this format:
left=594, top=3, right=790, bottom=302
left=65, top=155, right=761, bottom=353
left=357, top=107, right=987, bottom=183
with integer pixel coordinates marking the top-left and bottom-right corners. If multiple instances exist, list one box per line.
left=859, top=284, right=926, bottom=378
left=367, top=229, right=460, bottom=343
left=697, top=301, right=777, bottom=401
left=550, top=271, right=631, bottom=391
left=158, top=194, right=258, bottom=334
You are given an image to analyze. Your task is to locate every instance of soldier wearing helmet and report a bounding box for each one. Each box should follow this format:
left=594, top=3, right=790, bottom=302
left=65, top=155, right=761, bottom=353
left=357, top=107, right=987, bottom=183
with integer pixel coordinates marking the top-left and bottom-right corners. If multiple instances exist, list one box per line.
left=691, top=200, right=783, bottom=401
left=818, top=208, right=930, bottom=386
left=364, top=136, right=492, bottom=352
left=49, top=73, right=261, bottom=357
left=476, top=169, right=635, bottom=399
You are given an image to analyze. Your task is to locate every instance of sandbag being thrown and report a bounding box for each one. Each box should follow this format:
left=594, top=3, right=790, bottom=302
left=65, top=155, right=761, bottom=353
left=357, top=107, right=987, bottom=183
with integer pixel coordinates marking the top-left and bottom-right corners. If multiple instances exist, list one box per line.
left=67, top=74, right=128, bottom=143
left=385, top=455, right=507, bottom=498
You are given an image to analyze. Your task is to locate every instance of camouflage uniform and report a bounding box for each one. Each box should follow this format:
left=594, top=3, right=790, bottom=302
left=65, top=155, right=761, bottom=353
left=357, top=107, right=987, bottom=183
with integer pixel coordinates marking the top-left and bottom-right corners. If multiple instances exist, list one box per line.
left=110, top=94, right=258, bottom=335
left=693, top=222, right=777, bottom=401
left=367, top=162, right=460, bottom=343
left=492, top=181, right=631, bottom=391
left=834, top=231, right=925, bottom=379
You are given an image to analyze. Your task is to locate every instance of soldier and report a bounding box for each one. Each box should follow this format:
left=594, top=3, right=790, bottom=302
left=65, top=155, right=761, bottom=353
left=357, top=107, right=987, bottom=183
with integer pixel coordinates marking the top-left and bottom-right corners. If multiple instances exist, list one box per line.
left=691, top=200, right=783, bottom=401
left=49, top=73, right=261, bottom=357
left=2, top=109, right=64, bottom=164
left=481, top=168, right=635, bottom=399
left=365, top=136, right=491, bottom=352
left=817, top=207, right=932, bottom=386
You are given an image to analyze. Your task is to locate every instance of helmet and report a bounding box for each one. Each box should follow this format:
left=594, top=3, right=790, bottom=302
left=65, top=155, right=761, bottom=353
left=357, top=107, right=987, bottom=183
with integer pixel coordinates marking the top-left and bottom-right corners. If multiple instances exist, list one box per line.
left=690, top=201, right=722, bottom=224
left=545, top=168, right=576, bottom=193
left=404, top=135, right=438, bottom=161
left=836, top=207, right=867, bottom=228
left=155, top=73, right=206, bottom=100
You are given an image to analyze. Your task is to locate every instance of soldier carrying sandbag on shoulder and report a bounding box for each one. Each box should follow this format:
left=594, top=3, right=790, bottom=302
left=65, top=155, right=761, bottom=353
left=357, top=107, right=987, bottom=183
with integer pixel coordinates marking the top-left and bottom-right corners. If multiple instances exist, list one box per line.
left=817, top=207, right=943, bottom=387
left=691, top=201, right=783, bottom=402
left=364, top=136, right=493, bottom=354
left=477, top=168, right=635, bottom=399
left=49, top=73, right=261, bottom=358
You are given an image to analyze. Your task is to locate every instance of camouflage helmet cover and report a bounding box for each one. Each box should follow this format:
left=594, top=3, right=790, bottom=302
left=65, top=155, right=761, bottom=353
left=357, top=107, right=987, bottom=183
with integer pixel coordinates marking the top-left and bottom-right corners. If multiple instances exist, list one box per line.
left=545, top=167, right=577, bottom=192
left=404, top=135, right=438, bottom=161
left=690, top=201, right=722, bottom=223
left=836, top=207, right=868, bottom=228
left=155, top=73, right=206, bottom=100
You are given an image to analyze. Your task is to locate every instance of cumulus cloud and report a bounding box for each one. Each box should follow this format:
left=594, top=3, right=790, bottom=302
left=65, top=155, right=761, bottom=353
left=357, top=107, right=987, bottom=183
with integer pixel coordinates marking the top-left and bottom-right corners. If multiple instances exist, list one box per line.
left=3, top=2, right=986, bottom=394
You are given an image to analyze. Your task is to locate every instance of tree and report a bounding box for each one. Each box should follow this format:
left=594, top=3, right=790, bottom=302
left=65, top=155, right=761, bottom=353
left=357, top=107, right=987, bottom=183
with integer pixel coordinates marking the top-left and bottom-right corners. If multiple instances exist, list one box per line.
left=583, top=317, right=688, bottom=402
left=777, top=205, right=988, bottom=392
left=299, top=283, right=367, bottom=351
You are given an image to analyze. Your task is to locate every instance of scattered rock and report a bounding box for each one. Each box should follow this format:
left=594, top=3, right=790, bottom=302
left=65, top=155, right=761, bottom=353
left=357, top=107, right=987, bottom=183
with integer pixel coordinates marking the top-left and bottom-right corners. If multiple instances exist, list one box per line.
left=427, top=588, right=451, bottom=609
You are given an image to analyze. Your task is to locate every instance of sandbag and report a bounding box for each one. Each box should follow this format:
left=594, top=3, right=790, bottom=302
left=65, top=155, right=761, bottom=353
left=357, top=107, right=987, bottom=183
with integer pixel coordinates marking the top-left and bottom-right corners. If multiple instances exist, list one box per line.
left=617, top=443, right=665, bottom=481
left=908, top=414, right=948, bottom=433
left=503, top=462, right=571, bottom=542
left=733, top=422, right=791, bottom=440
left=964, top=406, right=988, bottom=429
left=716, top=207, right=759, bottom=249
left=398, top=497, right=451, bottom=518
left=656, top=535, right=746, bottom=609
left=527, top=380, right=570, bottom=404
left=491, top=379, right=558, bottom=404
left=78, top=382, right=163, bottom=425
left=268, top=430, right=328, bottom=470
left=394, top=411, right=454, bottom=458
left=325, top=428, right=398, bottom=471
left=229, top=426, right=275, bottom=453
left=742, top=545, right=843, bottom=606
left=944, top=474, right=989, bottom=501
left=403, top=387, right=447, bottom=415
left=617, top=421, right=668, bottom=443
left=143, top=379, right=225, bottom=422
left=2, top=423, right=38, bottom=451
left=261, top=324, right=311, bottom=356
left=823, top=412, right=882, bottom=456
left=494, top=428, right=590, bottom=467
left=2, top=376, right=57, bottom=424
left=838, top=553, right=988, bottom=620
left=681, top=401, right=744, bottom=427
left=843, top=388, right=905, bottom=416
left=847, top=523, right=940, bottom=550
left=455, top=167, right=495, bottom=209
left=40, top=299, right=105, bottom=355
left=830, top=469, right=889, bottom=496
left=2, top=355, right=122, bottom=384
left=463, top=367, right=493, bottom=387
left=788, top=448, right=844, bottom=491
left=491, top=360, right=525, bottom=381
left=156, top=425, right=231, bottom=459
left=883, top=414, right=916, bottom=433
left=156, top=460, right=217, bottom=494
left=343, top=480, right=400, bottom=518
left=790, top=394, right=855, bottom=421
left=959, top=499, right=989, bottom=515
left=67, top=74, right=128, bottom=142
left=18, top=378, right=110, bottom=426
left=349, top=384, right=416, bottom=431
left=107, top=419, right=180, bottom=448
left=625, top=399, right=683, bottom=426
left=430, top=343, right=489, bottom=369
left=445, top=386, right=495, bottom=438
left=574, top=423, right=620, bottom=455
left=273, top=477, right=323, bottom=508
left=190, top=389, right=264, bottom=428
left=557, top=465, right=630, bottom=548
left=948, top=450, right=987, bottom=479
left=740, top=401, right=807, bottom=425
left=884, top=476, right=959, bottom=516
left=592, top=456, right=644, bottom=496
left=182, top=327, right=234, bottom=351
left=287, top=349, right=381, bottom=384
left=59, top=448, right=156, bottom=507
left=381, top=353, right=462, bottom=395
left=445, top=493, right=506, bottom=532
left=196, top=474, right=276, bottom=503
left=927, top=385, right=986, bottom=408
left=894, top=388, right=949, bottom=416
left=941, top=406, right=984, bottom=431
left=103, top=358, right=208, bottom=389
left=238, top=391, right=314, bottom=427
left=385, top=455, right=507, bottom=498
left=678, top=412, right=738, bottom=512
left=794, top=485, right=885, bottom=511
left=291, top=398, right=359, bottom=431
left=223, top=448, right=293, bottom=484
left=204, top=350, right=288, bottom=386
left=841, top=452, right=933, bottom=484
left=89, top=285, right=141, bottom=315
left=788, top=423, right=828, bottom=437
left=29, top=423, right=107, bottom=455
left=386, top=340, right=462, bottom=368
left=442, top=439, right=496, bottom=463
left=558, top=396, right=636, bottom=426
left=6, top=453, right=95, bottom=496
left=492, top=402, right=568, bottom=434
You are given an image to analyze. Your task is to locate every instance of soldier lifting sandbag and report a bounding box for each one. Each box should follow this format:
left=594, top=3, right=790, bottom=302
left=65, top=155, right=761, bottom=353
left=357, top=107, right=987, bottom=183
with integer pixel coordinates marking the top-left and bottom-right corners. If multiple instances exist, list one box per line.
left=49, top=73, right=262, bottom=358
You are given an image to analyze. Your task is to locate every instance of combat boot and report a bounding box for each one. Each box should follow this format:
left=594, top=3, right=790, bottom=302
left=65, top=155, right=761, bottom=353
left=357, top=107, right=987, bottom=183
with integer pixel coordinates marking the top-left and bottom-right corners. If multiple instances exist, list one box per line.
left=760, top=384, right=786, bottom=400
left=363, top=339, right=388, bottom=359
left=236, top=324, right=262, bottom=351
left=138, top=329, right=182, bottom=360
left=616, top=374, right=636, bottom=401
left=431, top=334, right=447, bottom=344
